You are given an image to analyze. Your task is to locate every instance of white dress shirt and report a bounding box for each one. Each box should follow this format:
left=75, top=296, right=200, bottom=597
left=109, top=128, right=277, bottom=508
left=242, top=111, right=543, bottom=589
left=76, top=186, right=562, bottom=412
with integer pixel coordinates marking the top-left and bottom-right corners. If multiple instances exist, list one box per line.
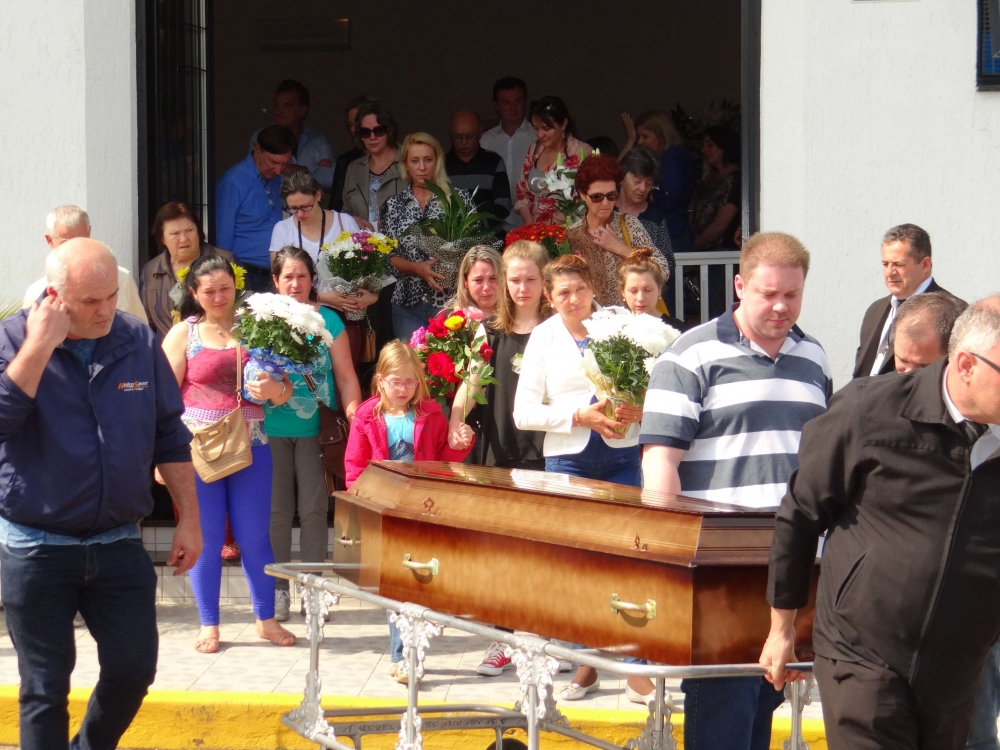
left=480, top=119, right=534, bottom=207
left=942, top=365, right=1000, bottom=470
left=250, top=123, right=336, bottom=191
left=871, top=275, right=935, bottom=375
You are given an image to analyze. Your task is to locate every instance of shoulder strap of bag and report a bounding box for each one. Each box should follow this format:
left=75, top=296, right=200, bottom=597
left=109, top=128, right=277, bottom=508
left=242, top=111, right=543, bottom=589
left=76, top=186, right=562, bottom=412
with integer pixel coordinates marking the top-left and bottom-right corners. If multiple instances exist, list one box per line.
left=235, top=341, right=243, bottom=402
left=619, top=214, right=632, bottom=247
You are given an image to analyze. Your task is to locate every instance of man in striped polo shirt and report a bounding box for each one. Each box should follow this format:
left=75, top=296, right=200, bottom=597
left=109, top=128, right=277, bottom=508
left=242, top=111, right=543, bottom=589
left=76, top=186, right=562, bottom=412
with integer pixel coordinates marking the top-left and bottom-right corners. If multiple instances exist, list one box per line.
left=640, top=232, right=832, bottom=750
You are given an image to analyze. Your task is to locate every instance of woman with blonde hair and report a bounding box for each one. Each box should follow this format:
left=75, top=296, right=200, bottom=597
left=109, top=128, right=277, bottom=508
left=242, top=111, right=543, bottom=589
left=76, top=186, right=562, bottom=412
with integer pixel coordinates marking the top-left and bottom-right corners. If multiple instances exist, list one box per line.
left=617, top=247, right=670, bottom=320
left=452, top=245, right=505, bottom=318
left=449, top=240, right=553, bottom=677
left=381, top=132, right=477, bottom=341
left=620, top=110, right=696, bottom=254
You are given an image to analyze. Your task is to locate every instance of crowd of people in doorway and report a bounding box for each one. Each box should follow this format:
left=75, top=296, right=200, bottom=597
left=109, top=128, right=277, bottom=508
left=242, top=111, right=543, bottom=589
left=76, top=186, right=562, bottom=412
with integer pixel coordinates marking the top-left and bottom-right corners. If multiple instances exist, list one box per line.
left=4, top=76, right=1000, bottom=750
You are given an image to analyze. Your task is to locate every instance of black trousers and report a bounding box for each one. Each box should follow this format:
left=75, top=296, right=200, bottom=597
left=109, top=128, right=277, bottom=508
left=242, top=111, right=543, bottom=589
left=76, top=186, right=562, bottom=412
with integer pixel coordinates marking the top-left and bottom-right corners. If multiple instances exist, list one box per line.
left=815, top=655, right=976, bottom=750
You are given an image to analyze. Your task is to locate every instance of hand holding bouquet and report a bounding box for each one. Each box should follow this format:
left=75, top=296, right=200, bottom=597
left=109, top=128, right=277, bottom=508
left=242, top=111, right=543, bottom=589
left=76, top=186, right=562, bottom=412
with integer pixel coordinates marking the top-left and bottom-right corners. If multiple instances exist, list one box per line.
left=409, top=307, right=499, bottom=414
left=236, top=293, right=334, bottom=380
left=504, top=222, right=571, bottom=259
left=579, top=307, right=680, bottom=434
left=317, top=230, right=397, bottom=321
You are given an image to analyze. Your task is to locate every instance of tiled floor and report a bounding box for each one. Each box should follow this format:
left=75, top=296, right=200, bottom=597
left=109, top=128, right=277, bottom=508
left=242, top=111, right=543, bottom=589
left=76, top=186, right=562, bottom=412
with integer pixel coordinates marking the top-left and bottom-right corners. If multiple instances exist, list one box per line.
left=0, top=589, right=824, bottom=719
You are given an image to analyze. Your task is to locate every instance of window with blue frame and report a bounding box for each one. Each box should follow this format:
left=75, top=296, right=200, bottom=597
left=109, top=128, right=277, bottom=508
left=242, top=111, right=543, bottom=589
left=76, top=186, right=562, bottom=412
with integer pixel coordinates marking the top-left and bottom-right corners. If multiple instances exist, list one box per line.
left=980, top=0, right=1000, bottom=88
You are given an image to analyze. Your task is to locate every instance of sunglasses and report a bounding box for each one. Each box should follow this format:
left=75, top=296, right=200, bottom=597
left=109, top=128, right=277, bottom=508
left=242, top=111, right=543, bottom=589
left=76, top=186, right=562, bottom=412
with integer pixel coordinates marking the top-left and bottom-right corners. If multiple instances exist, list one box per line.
left=359, top=125, right=388, bottom=139
left=586, top=190, right=619, bottom=204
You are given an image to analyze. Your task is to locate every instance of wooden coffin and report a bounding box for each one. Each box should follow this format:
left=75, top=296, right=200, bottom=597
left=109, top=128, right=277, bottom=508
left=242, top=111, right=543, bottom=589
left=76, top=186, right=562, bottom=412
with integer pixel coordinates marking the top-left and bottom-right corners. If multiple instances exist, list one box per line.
left=333, top=461, right=818, bottom=666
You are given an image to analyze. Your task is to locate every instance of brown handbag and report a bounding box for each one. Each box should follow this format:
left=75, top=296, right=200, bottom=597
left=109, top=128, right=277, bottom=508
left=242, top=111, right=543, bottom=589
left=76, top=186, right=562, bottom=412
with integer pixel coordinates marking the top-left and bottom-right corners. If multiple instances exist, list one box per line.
left=360, top=315, right=377, bottom=363
left=189, top=343, right=253, bottom=482
left=304, top=374, right=351, bottom=494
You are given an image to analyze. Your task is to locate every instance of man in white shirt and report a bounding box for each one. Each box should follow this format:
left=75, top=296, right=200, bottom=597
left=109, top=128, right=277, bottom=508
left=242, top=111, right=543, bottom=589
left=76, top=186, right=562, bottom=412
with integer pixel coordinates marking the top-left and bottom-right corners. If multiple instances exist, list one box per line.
left=853, top=223, right=963, bottom=377
left=23, top=206, right=147, bottom=323
left=479, top=77, right=533, bottom=227
left=250, top=79, right=335, bottom=191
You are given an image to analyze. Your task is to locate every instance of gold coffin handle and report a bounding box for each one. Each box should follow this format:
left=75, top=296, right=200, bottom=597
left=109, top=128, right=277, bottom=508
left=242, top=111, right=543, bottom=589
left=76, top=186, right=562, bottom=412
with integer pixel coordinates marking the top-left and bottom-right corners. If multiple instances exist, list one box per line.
left=610, top=593, right=656, bottom=620
left=402, top=553, right=439, bottom=577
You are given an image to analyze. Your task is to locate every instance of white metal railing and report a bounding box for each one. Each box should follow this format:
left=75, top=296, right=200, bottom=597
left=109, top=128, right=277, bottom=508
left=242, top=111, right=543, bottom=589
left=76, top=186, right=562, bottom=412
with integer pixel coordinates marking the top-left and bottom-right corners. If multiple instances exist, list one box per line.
left=672, top=250, right=741, bottom=323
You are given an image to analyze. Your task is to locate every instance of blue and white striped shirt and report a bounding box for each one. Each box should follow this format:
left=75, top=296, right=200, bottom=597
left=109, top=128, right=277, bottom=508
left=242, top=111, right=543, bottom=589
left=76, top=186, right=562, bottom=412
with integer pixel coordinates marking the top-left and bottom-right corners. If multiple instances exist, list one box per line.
left=639, top=306, right=833, bottom=508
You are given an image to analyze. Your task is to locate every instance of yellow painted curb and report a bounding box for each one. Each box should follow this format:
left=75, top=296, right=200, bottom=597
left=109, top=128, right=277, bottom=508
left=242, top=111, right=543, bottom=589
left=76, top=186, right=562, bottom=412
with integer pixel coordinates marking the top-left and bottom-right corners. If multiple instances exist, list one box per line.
left=0, top=686, right=827, bottom=749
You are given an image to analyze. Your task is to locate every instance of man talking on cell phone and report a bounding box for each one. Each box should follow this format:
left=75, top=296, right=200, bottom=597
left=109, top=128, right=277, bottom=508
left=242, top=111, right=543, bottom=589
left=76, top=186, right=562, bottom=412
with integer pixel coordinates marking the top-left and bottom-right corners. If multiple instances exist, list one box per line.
left=0, top=238, right=201, bottom=750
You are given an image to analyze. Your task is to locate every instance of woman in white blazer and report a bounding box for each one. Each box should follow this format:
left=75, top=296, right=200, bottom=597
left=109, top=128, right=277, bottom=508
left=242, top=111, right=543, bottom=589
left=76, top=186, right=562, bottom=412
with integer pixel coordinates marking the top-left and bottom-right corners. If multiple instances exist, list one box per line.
left=513, top=254, right=643, bottom=480
left=512, top=254, right=651, bottom=703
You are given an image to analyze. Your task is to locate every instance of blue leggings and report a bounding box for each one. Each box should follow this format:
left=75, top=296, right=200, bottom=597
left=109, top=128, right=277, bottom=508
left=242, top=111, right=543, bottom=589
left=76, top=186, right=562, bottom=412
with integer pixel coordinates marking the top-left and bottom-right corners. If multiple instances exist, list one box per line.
left=190, top=443, right=276, bottom=625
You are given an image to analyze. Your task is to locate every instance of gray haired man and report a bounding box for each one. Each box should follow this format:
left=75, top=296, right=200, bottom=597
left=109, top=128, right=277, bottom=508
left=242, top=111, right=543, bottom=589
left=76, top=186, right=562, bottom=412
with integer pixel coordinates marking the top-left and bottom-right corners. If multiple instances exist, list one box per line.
left=23, top=206, right=148, bottom=323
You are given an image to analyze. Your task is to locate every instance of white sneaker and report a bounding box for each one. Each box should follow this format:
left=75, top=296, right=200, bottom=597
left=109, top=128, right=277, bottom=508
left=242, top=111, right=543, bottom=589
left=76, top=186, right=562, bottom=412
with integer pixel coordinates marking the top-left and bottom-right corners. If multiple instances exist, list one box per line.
left=275, top=590, right=290, bottom=622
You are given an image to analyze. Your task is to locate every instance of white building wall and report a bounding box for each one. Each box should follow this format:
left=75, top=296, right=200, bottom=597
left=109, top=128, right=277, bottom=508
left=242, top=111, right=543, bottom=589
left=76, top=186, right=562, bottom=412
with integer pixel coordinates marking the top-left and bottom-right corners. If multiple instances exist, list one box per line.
left=760, top=0, right=1000, bottom=386
left=0, top=0, right=138, bottom=304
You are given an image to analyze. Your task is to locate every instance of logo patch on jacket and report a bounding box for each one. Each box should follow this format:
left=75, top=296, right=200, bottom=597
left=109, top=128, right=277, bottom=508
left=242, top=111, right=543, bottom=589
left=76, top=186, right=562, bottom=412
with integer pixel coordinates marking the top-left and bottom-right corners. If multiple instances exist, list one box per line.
left=118, top=381, right=149, bottom=392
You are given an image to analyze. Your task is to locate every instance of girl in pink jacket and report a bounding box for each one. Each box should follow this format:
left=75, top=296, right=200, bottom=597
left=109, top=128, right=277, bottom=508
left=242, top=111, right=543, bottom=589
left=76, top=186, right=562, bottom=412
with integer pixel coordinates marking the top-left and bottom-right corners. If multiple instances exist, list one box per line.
left=344, top=341, right=474, bottom=488
left=344, top=340, right=474, bottom=684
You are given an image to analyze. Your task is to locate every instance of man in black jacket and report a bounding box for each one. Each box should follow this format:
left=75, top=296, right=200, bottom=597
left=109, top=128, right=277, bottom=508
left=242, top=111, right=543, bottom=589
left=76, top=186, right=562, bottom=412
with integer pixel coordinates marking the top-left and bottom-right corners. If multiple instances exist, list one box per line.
left=853, top=223, right=964, bottom=378
left=761, top=297, right=1000, bottom=749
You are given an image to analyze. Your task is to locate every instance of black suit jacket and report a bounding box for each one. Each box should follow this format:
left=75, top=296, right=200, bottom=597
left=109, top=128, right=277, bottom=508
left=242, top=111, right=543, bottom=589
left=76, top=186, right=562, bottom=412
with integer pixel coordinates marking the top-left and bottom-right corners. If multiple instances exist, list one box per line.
left=852, top=279, right=961, bottom=378
left=768, top=360, right=1000, bottom=699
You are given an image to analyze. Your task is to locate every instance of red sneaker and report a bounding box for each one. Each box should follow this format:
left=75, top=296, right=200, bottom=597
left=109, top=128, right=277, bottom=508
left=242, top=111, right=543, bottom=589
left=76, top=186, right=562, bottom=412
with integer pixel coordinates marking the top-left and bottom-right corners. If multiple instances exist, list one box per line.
left=221, top=542, right=241, bottom=561
left=477, top=641, right=513, bottom=676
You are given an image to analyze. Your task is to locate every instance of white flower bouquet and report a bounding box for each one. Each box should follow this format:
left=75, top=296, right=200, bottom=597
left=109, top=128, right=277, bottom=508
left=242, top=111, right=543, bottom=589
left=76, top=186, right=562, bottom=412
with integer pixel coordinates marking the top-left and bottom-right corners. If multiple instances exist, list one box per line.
left=580, top=307, right=681, bottom=434
left=317, top=230, right=397, bottom=321
left=236, top=293, right=334, bottom=379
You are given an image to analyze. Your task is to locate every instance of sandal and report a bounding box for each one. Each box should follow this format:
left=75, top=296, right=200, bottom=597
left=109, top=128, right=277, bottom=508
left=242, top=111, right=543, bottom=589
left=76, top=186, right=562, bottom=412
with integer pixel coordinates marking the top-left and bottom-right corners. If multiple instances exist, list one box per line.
left=195, top=629, right=220, bottom=653
left=257, top=623, right=296, bottom=647
left=195, top=637, right=220, bottom=653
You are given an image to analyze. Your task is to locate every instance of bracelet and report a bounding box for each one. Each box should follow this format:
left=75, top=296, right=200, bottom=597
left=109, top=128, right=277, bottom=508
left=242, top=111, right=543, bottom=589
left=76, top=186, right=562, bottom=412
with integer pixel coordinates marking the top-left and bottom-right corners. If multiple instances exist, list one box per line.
left=279, top=381, right=287, bottom=398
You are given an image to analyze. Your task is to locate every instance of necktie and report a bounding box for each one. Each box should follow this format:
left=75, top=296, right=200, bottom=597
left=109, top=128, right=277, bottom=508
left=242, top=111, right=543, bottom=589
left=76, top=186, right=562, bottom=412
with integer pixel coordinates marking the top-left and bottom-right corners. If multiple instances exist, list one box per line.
left=963, top=421, right=988, bottom=445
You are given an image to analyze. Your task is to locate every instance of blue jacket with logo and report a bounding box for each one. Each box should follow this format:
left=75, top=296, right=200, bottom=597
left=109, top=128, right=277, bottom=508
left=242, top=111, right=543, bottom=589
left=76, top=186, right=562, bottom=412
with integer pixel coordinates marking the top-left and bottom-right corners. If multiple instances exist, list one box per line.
left=0, top=310, right=191, bottom=537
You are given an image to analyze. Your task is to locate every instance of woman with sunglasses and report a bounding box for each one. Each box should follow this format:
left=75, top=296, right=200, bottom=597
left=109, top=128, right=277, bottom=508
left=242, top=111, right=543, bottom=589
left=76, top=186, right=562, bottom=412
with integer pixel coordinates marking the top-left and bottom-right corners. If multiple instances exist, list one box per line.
left=566, top=154, right=670, bottom=308
left=341, top=101, right=405, bottom=232
left=513, top=96, right=591, bottom=225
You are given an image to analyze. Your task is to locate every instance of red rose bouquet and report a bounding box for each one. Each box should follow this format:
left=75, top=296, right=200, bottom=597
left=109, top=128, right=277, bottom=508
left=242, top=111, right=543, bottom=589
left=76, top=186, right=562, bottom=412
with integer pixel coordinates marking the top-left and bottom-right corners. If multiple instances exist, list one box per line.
left=410, top=307, right=498, bottom=413
left=504, top=222, right=571, bottom=259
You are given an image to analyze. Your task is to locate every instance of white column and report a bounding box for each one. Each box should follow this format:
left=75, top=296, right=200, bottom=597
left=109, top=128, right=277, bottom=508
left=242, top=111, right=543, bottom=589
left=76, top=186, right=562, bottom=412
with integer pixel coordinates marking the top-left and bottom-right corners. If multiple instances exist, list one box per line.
left=0, top=0, right=137, bottom=304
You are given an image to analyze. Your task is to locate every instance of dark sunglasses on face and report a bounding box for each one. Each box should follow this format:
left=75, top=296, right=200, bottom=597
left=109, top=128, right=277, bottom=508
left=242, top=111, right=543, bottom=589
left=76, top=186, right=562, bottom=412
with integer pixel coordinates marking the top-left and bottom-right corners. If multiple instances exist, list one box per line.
left=359, top=125, right=387, bottom=139
left=586, top=190, right=619, bottom=204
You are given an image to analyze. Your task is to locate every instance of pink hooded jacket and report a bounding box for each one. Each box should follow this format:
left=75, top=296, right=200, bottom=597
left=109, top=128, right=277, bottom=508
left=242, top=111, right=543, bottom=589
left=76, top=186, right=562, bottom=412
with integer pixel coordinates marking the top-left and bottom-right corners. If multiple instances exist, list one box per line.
left=344, top=396, right=475, bottom=487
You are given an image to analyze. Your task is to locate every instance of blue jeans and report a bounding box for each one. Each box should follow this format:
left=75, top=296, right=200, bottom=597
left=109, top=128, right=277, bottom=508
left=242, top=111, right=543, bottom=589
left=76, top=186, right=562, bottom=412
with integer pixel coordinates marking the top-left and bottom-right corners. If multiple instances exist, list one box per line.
left=681, top=676, right=785, bottom=750
left=967, top=639, right=1000, bottom=749
left=0, top=538, right=159, bottom=750
left=545, top=432, right=642, bottom=489
left=392, top=300, right=444, bottom=344
left=388, top=611, right=404, bottom=663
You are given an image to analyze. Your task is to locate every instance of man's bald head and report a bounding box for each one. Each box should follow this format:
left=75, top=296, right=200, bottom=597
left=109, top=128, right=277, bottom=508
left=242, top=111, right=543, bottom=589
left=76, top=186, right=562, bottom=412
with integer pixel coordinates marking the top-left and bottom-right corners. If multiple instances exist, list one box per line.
left=44, top=238, right=119, bottom=339
left=450, top=111, right=481, bottom=161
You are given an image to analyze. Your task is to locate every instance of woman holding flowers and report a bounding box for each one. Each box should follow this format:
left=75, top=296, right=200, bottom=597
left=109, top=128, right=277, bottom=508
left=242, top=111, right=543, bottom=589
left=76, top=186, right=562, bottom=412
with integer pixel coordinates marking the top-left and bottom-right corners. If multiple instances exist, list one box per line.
left=512, top=254, right=652, bottom=702
left=381, top=132, right=477, bottom=342
left=514, top=96, right=591, bottom=225
left=567, top=155, right=670, bottom=309
left=266, top=247, right=363, bottom=622
left=161, top=255, right=296, bottom=652
left=618, top=247, right=672, bottom=321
